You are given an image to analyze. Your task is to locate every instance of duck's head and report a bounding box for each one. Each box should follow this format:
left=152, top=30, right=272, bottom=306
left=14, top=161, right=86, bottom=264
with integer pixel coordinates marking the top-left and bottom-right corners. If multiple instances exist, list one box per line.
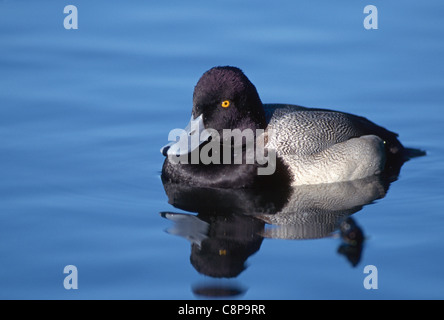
left=162, top=66, right=266, bottom=156
left=192, top=66, right=266, bottom=132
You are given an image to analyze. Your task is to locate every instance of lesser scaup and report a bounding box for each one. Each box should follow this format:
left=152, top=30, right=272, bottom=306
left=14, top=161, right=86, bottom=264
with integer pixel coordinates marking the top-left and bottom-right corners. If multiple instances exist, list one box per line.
left=161, top=66, right=420, bottom=188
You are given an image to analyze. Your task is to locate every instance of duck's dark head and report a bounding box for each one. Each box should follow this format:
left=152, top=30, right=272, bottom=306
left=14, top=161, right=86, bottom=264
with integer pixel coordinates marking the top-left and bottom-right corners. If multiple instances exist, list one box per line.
left=161, top=66, right=266, bottom=157
left=192, top=66, right=266, bottom=133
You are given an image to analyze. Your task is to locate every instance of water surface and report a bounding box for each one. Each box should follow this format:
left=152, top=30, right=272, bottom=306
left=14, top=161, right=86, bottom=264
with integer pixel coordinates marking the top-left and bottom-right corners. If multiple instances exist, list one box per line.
left=1, top=0, right=443, bottom=299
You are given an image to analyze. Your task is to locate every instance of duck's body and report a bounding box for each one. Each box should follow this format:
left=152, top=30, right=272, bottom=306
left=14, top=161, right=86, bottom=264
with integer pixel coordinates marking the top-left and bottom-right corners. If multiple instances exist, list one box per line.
left=263, top=104, right=402, bottom=185
left=161, top=66, right=412, bottom=188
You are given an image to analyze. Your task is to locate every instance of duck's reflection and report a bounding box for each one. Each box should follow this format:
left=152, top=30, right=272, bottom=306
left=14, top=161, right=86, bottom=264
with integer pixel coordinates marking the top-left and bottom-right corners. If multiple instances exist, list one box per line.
left=192, top=281, right=247, bottom=298
left=160, top=162, right=405, bottom=286
left=338, top=218, right=365, bottom=267
left=162, top=211, right=265, bottom=278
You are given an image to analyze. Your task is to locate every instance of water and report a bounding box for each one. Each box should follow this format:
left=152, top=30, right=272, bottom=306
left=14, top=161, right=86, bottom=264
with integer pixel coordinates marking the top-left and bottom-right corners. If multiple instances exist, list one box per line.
left=1, top=0, right=443, bottom=299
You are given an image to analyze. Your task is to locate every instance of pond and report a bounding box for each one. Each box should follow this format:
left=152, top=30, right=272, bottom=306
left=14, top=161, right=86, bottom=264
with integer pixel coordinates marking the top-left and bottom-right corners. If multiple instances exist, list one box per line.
left=0, top=0, right=443, bottom=299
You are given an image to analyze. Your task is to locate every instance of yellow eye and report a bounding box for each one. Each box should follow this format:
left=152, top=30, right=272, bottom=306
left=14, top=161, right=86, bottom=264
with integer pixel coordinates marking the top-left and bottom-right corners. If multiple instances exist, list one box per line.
left=221, top=100, right=230, bottom=108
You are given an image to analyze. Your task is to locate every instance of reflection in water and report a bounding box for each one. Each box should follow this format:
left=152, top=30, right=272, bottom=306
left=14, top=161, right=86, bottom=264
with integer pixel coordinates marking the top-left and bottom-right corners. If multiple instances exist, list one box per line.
left=192, top=281, right=247, bottom=298
left=162, top=211, right=264, bottom=278
left=256, top=176, right=386, bottom=240
left=160, top=156, right=415, bottom=296
left=338, top=218, right=365, bottom=267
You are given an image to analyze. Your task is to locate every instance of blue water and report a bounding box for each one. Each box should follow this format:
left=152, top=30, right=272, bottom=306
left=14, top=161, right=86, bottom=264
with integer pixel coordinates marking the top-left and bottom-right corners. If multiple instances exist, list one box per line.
left=1, top=0, right=443, bottom=299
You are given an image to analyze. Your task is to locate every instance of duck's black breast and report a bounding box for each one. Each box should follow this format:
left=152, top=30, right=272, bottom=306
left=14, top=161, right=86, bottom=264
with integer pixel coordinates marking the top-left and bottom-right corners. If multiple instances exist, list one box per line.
left=162, top=159, right=257, bottom=189
left=161, top=147, right=291, bottom=189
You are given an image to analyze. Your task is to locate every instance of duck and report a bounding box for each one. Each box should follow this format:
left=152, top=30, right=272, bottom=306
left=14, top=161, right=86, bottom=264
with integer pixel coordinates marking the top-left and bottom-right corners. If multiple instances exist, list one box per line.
left=160, top=66, right=418, bottom=188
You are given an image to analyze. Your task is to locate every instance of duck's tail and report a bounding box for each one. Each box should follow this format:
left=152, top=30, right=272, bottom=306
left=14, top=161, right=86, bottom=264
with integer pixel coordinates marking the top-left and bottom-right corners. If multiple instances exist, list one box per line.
left=403, top=147, right=427, bottom=159
left=382, top=146, right=425, bottom=182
